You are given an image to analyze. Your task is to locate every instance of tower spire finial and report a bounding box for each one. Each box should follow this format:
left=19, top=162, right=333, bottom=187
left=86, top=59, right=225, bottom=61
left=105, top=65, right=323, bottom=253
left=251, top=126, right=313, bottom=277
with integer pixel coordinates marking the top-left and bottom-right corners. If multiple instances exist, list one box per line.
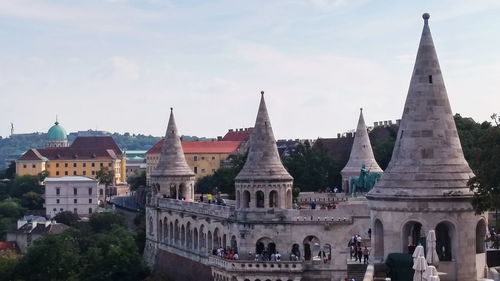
left=55, top=115, right=59, bottom=125
left=260, top=90, right=264, bottom=96
left=422, top=13, right=430, bottom=23
left=170, top=107, right=173, bottom=113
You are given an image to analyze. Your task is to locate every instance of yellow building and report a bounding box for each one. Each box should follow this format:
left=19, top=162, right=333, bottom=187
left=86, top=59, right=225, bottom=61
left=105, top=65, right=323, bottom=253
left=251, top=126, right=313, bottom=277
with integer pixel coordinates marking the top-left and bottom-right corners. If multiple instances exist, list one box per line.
left=16, top=136, right=126, bottom=184
left=146, top=140, right=242, bottom=182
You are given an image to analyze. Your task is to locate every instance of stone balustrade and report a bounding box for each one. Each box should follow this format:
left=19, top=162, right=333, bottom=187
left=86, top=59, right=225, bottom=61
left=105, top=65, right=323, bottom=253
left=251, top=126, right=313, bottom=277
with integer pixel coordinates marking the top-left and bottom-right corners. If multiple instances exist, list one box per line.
left=157, top=198, right=235, bottom=219
left=208, top=256, right=304, bottom=273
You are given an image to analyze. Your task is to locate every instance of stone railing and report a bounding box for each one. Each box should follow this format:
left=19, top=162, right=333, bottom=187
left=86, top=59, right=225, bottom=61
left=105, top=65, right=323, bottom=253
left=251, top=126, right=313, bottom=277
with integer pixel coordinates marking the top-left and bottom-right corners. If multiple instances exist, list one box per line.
left=208, top=256, right=303, bottom=273
left=296, top=210, right=353, bottom=224
left=157, top=198, right=234, bottom=219
left=363, top=264, right=375, bottom=281
left=159, top=243, right=210, bottom=264
left=297, top=194, right=348, bottom=204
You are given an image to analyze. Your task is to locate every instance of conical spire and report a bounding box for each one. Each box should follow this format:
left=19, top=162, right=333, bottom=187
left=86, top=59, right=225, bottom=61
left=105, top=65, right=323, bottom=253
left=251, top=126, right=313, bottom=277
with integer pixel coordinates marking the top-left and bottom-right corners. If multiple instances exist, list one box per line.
left=341, top=108, right=382, bottom=174
left=368, top=14, right=473, bottom=198
left=236, top=91, right=292, bottom=181
left=152, top=108, right=195, bottom=177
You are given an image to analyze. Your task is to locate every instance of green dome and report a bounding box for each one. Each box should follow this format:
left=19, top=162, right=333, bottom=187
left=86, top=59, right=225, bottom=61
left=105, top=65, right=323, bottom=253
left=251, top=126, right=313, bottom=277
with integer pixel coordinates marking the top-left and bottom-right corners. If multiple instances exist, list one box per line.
left=47, top=121, right=67, bottom=141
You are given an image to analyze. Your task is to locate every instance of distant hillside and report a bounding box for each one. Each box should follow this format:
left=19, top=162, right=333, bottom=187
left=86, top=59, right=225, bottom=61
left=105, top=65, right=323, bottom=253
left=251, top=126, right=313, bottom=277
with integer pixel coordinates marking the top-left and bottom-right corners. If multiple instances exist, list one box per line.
left=0, top=132, right=216, bottom=169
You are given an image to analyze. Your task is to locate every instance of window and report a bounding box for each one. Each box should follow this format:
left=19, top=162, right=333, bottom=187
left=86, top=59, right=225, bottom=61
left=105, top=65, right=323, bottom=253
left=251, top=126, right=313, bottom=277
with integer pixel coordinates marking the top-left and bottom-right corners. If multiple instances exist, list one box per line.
left=201, top=168, right=206, bottom=173
left=65, top=171, right=68, bottom=176
left=99, top=189, right=103, bottom=195
left=83, top=171, right=86, bottom=175
left=74, top=199, right=77, bottom=204
left=73, top=163, right=77, bottom=168
left=53, top=208, right=56, bottom=211
left=92, top=163, right=95, bottom=167
left=429, top=75, right=433, bottom=84
left=56, top=171, right=60, bottom=176
left=88, top=188, right=92, bottom=195
left=89, top=208, right=92, bottom=214
left=194, top=156, right=198, bottom=161
left=23, top=164, right=27, bottom=168
left=56, top=199, right=60, bottom=204
left=89, top=198, right=92, bottom=204
left=65, top=163, right=68, bottom=168
left=60, top=208, right=64, bottom=211
left=92, top=171, right=95, bottom=175
left=47, top=164, right=50, bottom=168
left=73, top=171, right=77, bottom=175
left=74, top=188, right=77, bottom=195
left=56, top=163, right=60, bottom=168
left=56, top=188, right=60, bottom=195
left=108, top=163, right=112, bottom=167
left=32, top=164, right=36, bottom=168
left=194, top=167, right=198, bottom=174
left=201, top=156, right=205, bottom=160
left=73, top=208, right=77, bottom=214
left=83, top=163, right=86, bottom=167
left=100, top=163, right=103, bottom=167
left=212, top=156, right=215, bottom=160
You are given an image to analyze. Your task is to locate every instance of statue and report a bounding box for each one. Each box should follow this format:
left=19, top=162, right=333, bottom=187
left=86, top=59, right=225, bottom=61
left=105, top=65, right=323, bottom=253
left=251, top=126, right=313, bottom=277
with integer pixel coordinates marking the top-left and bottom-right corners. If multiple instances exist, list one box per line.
left=350, top=164, right=381, bottom=197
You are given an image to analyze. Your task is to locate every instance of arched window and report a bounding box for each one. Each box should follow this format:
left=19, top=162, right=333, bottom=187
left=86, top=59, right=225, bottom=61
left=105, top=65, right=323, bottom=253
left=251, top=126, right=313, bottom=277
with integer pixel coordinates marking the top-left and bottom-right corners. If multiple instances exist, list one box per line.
left=402, top=221, right=423, bottom=254
left=476, top=219, right=487, bottom=254
left=255, top=237, right=275, bottom=257
left=159, top=219, right=163, bottom=241
left=148, top=216, right=153, bottom=235
left=230, top=235, right=238, bottom=251
left=170, top=183, right=177, bottom=199
left=207, top=231, right=213, bottom=252
left=213, top=228, right=220, bottom=249
left=303, top=235, right=320, bottom=261
left=269, top=190, right=278, bottom=208
left=222, top=234, right=227, bottom=249
left=186, top=222, right=192, bottom=249
left=291, top=243, right=301, bottom=259
left=236, top=191, right=241, bottom=209
left=436, top=222, right=454, bottom=261
left=181, top=225, right=186, bottom=247
left=174, top=219, right=180, bottom=245
left=199, top=225, right=206, bottom=252
left=256, top=191, right=265, bottom=208
left=164, top=219, right=168, bottom=242
left=242, top=190, right=250, bottom=208
left=169, top=222, right=174, bottom=244
left=286, top=189, right=292, bottom=209
left=374, top=219, right=384, bottom=260
left=179, top=183, right=186, bottom=200
left=193, top=228, right=199, bottom=251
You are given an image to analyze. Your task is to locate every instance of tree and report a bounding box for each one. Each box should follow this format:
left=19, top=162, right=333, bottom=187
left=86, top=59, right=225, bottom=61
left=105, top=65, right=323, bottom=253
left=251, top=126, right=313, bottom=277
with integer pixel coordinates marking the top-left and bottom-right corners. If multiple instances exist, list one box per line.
left=89, top=212, right=126, bottom=233
left=96, top=167, right=115, bottom=206
left=0, top=255, right=19, bottom=281
left=37, top=170, right=49, bottom=182
left=14, top=233, right=81, bottom=281
left=53, top=211, right=80, bottom=227
left=127, top=170, right=146, bottom=191
left=20, top=191, right=44, bottom=210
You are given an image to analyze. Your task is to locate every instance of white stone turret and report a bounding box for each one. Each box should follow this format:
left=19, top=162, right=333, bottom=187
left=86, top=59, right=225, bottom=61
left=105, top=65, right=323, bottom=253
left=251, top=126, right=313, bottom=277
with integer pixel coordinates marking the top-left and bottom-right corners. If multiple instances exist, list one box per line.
left=341, top=108, right=382, bottom=193
left=235, top=91, right=293, bottom=210
left=367, top=14, right=486, bottom=281
left=151, top=108, right=195, bottom=201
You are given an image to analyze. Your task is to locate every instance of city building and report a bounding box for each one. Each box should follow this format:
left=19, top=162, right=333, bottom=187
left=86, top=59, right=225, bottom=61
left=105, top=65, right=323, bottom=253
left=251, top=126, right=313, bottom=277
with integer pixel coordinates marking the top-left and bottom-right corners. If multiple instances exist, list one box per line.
left=340, top=109, right=383, bottom=193
left=366, top=14, right=486, bottom=281
left=144, top=93, right=371, bottom=281
left=146, top=139, right=243, bottom=182
left=46, top=119, right=69, bottom=148
left=45, top=176, right=100, bottom=218
left=16, top=134, right=127, bottom=184
left=125, top=150, right=147, bottom=177
left=6, top=216, right=68, bottom=254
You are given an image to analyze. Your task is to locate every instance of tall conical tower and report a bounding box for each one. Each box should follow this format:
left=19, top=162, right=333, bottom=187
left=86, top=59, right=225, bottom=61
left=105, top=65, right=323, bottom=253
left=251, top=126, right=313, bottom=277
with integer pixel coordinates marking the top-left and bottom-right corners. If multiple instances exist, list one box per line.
left=367, top=14, right=486, bottom=281
left=150, top=108, right=195, bottom=201
left=341, top=108, right=383, bottom=193
left=235, top=91, right=293, bottom=210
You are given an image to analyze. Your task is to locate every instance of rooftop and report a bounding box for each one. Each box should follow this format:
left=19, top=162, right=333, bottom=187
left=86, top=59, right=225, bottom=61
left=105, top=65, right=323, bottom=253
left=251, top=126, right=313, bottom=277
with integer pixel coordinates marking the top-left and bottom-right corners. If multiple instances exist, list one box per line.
left=147, top=139, right=242, bottom=154
left=45, top=176, right=98, bottom=182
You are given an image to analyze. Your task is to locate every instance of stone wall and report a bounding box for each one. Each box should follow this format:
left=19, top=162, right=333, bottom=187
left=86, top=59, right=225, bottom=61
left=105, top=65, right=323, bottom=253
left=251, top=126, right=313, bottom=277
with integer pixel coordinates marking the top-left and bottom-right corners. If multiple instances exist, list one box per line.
left=155, top=249, right=213, bottom=281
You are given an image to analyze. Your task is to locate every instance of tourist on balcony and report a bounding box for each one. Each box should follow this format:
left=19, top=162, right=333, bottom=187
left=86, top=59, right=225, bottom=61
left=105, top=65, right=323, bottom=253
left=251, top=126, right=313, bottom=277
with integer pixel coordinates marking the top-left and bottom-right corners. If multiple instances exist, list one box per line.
left=363, top=246, right=370, bottom=264
left=275, top=251, right=281, bottom=261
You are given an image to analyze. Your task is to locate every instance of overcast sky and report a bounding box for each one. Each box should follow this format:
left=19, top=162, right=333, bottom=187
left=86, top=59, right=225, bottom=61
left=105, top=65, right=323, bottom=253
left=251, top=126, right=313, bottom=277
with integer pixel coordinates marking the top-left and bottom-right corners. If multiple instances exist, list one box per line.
left=1, top=0, right=499, bottom=139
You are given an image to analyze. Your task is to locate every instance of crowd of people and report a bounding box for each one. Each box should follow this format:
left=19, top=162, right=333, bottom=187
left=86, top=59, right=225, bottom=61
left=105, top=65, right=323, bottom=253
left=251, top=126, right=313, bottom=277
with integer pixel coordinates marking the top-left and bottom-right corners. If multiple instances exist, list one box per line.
left=348, top=234, right=370, bottom=264
left=212, top=247, right=239, bottom=260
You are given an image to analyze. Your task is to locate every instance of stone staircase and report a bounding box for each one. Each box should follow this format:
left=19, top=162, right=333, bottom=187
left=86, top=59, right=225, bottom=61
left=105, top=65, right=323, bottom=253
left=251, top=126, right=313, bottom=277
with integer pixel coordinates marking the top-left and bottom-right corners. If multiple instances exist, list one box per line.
left=347, top=262, right=368, bottom=281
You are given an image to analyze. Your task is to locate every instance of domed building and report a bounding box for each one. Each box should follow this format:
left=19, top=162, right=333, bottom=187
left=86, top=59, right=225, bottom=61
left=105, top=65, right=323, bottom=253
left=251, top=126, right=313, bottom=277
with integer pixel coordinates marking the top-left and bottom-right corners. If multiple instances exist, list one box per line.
left=46, top=119, right=68, bottom=148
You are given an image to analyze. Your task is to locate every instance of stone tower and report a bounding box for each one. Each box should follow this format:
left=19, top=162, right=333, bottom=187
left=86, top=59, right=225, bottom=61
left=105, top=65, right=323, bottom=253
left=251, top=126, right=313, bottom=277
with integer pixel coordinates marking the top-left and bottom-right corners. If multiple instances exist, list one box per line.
left=150, top=108, right=195, bottom=201
left=341, top=108, right=383, bottom=193
left=235, top=91, right=294, bottom=210
left=367, top=14, right=487, bottom=281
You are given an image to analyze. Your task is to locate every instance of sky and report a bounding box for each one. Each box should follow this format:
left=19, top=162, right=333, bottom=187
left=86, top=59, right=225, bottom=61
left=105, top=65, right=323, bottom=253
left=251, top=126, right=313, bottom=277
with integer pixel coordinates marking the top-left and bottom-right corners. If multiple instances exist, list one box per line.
left=1, top=0, right=499, bottom=139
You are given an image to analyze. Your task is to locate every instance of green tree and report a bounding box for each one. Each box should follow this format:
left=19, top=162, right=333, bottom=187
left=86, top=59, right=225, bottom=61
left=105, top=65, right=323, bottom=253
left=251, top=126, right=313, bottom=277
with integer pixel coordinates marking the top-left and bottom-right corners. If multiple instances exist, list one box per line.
left=96, top=167, right=115, bottom=205
left=89, top=212, right=126, bottom=233
left=194, top=175, right=215, bottom=194
left=14, top=233, right=81, bottom=281
left=127, top=170, right=146, bottom=191
left=53, top=211, right=80, bottom=227
left=20, top=191, right=44, bottom=210
left=0, top=254, right=19, bottom=281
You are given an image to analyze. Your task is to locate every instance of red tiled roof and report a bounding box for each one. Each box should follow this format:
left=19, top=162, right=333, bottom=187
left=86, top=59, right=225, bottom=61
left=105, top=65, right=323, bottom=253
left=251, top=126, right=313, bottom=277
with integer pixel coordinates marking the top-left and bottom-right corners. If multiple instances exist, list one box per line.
left=18, top=136, right=123, bottom=161
left=147, top=139, right=242, bottom=155
left=221, top=128, right=253, bottom=141
left=0, top=241, right=18, bottom=253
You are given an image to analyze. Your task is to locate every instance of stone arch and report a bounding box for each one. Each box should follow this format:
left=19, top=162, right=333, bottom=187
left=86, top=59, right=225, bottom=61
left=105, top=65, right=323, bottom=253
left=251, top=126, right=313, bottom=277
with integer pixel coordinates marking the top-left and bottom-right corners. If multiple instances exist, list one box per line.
left=186, top=221, right=192, bottom=249
left=242, top=190, right=250, bottom=208
left=159, top=219, right=163, bottom=241
left=148, top=216, right=153, bottom=235
left=213, top=228, right=221, bottom=249
left=476, top=219, right=487, bottom=254
left=193, top=227, right=199, bottom=251
left=436, top=221, right=455, bottom=261
left=174, top=219, right=180, bottom=245
left=269, top=190, right=278, bottom=208
left=256, top=237, right=275, bottom=256
left=286, top=189, right=292, bottom=209
left=322, top=243, right=332, bottom=262
left=402, top=220, right=423, bottom=254
left=291, top=243, right=301, bottom=259
left=230, top=235, right=238, bottom=251
left=199, top=225, right=206, bottom=252
left=303, top=235, right=320, bottom=261
left=223, top=234, right=227, bottom=249
left=170, top=183, right=177, bottom=199
left=181, top=224, right=186, bottom=247
left=374, top=219, right=384, bottom=260
left=163, top=219, right=168, bottom=242
left=169, top=222, right=174, bottom=244
left=256, top=190, right=265, bottom=208
left=179, top=183, right=186, bottom=200
left=236, top=191, right=241, bottom=209
left=207, top=231, right=213, bottom=252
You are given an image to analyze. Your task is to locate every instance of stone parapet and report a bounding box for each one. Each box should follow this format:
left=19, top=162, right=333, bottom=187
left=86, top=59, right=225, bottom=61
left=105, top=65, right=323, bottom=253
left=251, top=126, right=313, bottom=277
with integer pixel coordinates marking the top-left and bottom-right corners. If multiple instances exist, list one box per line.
left=157, top=198, right=235, bottom=219
left=209, top=256, right=303, bottom=273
